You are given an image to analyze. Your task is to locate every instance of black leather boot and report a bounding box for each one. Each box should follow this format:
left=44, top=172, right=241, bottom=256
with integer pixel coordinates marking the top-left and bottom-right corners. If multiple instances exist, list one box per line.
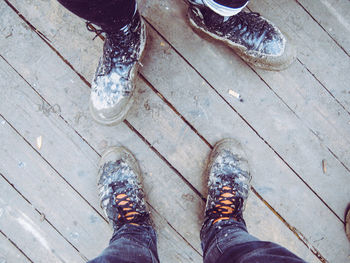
left=188, top=0, right=296, bottom=71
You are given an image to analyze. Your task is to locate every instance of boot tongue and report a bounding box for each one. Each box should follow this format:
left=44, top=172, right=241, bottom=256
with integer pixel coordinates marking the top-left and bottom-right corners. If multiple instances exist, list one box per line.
left=105, top=18, right=141, bottom=63
left=103, top=10, right=140, bottom=38
left=200, top=7, right=226, bottom=27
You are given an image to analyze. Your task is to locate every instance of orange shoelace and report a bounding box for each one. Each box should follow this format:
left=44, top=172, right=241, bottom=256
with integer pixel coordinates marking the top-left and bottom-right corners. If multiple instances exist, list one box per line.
left=115, top=193, right=141, bottom=226
left=208, top=186, right=242, bottom=224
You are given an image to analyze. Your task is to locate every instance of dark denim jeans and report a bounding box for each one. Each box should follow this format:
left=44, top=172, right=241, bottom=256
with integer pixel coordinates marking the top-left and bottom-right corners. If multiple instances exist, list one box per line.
left=89, top=220, right=306, bottom=263
left=88, top=224, right=159, bottom=263
left=201, top=219, right=307, bottom=263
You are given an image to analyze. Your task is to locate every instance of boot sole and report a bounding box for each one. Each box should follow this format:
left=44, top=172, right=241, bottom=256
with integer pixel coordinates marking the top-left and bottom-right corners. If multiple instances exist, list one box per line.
left=188, top=10, right=296, bottom=71
left=90, top=19, right=148, bottom=126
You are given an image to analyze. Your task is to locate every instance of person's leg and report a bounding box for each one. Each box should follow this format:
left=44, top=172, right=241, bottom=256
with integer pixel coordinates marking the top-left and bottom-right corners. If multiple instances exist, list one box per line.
left=56, top=0, right=136, bottom=29
left=200, top=139, right=306, bottom=263
left=89, top=224, right=158, bottom=263
left=186, top=0, right=296, bottom=71
left=89, top=146, right=159, bottom=263
left=201, top=220, right=306, bottom=263
left=56, top=0, right=145, bottom=126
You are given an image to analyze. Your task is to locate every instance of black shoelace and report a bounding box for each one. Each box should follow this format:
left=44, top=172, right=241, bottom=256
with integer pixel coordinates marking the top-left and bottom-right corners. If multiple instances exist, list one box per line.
left=85, top=20, right=140, bottom=76
left=86, top=22, right=105, bottom=40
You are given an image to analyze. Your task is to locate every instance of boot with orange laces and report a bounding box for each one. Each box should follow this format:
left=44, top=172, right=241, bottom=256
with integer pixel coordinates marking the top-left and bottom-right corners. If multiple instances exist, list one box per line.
left=97, top=146, right=152, bottom=231
left=89, top=146, right=159, bottom=263
left=203, top=138, right=251, bottom=228
left=200, top=139, right=307, bottom=263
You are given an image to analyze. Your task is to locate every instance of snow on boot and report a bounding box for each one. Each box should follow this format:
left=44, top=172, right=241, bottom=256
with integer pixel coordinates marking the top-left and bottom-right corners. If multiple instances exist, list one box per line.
left=203, top=138, right=251, bottom=227
left=90, top=11, right=146, bottom=125
left=188, top=1, right=296, bottom=71
left=97, top=146, right=152, bottom=231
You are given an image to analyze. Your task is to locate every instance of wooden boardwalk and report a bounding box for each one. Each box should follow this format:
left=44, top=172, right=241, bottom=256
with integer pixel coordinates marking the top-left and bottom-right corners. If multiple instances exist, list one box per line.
left=0, top=0, right=349, bottom=262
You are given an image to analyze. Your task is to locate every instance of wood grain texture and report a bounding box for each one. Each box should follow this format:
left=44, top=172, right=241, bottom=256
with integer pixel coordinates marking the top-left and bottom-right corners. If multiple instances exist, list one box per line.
left=137, top=0, right=350, bottom=220
left=0, top=232, right=31, bottom=263
left=2, top=0, right=349, bottom=262
left=246, top=0, right=350, bottom=171
left=0, top=1, right=317, bottom=262
left=0, top=152, right=85, bottom=263
left=296, top=0, right=350, bottom=56
left=0, top=115, right=111, bottom=260
left=0, top=0, right=342, bottom=260
left=248, top=0, right=350, bottom=114
left=138, top=25, right=350, bottom=262
left=0, top=40, right=202, bottom=263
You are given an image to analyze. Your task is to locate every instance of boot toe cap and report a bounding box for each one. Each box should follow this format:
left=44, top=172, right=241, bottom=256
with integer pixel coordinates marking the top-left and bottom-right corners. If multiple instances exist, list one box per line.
left=244, top=31, right=297, bottom=71
left=89, top=73, right=134, bottom=125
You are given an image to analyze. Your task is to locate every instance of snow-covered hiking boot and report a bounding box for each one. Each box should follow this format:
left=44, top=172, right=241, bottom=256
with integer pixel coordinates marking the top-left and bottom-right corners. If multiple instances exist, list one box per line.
left=187, top=2, right=296, bottom=71
left=97, top=146, right=152, bottom=231
left=203, top=139, right=251, bottom=226
left=89, top=11, right=146, bottom=125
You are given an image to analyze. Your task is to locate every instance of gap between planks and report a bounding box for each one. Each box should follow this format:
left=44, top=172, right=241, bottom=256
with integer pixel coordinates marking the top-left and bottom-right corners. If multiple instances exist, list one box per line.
left=0, top=29, right=204, bottom=261
left=0, top=91, right=202, bottom=260
left=0, top=51, right=319, bottom=262
left=247, top=0, right=350, bottom=115
left=0, top=229, right=33, bottom=262
left=294, top=0, right=350, bottom=58
left=139, top=0, right=350, bottom=221
left=0, top=117, right=91, bottom=262
left=140, top=16, right=344, bottom=224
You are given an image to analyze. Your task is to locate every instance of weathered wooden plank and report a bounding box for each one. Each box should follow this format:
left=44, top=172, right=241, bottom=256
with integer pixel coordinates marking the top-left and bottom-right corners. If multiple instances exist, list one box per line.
left=0, top=160, right=85, bottom=262
left=0, top=116, right=112, bottom=260
left=252, top=60, right=350, bottom=172
left=2, top=0, right=346, bottom=262
left=137, top=0, right=350, bottom=220
left=0, top=51, right=200, bottom=262
left=296, top=0, right=350, bottom=56
left=248, top=0, right=350, bottom=113
left=0, top=232, right=31, bottom=263
left=244, top=191, right=319, bottom=263
left=0, top=4, right=204, bottom=260
left=0, top=56, right=318, bottom=263
left=245, top=0, right=350, bottom=170
left=138, top=27, right=350, bottom=262
left=7, top=0, right=350, bottom=218
left=0, top=55, right=202, bottom=262
left=0, top=49, right=317, bottom=263
left=8, top=0, right=350, bottom=178
left=148, top=206, right=203, bottom=263
left=0, top=2, right=319, bottom=262
left=129, top=79, right=320, bottom=262
left=0, top=109, right=201, bottom=263
left=150, top=0, right=350, bottom=173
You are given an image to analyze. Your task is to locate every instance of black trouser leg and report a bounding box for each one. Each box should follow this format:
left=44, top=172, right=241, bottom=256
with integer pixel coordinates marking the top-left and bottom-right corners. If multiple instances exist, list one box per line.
left=56, top=0, right=136, bottom=29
